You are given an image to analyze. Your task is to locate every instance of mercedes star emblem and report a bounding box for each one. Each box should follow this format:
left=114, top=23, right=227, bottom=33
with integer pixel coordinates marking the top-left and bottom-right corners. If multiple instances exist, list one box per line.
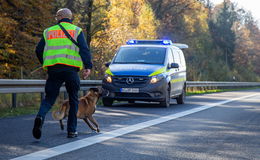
left=126, top=77, right=134, bottom=84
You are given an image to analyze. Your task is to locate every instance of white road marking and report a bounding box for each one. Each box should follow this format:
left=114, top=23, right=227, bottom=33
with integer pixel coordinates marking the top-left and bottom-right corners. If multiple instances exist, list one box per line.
left=11, top=93, right=259, bottom=160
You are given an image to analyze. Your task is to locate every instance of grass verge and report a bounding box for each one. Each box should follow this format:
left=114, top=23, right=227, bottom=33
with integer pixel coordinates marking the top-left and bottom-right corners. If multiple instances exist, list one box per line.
left=186, top=87, right=260, bottom=96
left=0, top=105, right=60, bottom=119
left=0, top=105, right=38, bottom=118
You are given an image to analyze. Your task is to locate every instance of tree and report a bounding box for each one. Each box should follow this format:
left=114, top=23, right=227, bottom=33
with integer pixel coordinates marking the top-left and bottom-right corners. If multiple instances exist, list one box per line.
left=148, top=0, right=195, bottom=41
left=0, top=0, right=259, bottom=81
left=0, top=0, right=54, bottom=79
left=209, top=0, right=237, bottom=69
left=90, top=0, right=158, bottom=78
left=231, top=10, right=260, bottom=81
left=148, top=0, right=226, bottom=81
left=54, top=0, right=110, bottom=47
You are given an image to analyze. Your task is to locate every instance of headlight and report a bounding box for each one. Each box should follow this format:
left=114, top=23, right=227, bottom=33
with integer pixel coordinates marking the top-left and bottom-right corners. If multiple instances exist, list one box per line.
left=105, top=75, right=112, bottom=83
left=150, top=74, right=164, bottom=84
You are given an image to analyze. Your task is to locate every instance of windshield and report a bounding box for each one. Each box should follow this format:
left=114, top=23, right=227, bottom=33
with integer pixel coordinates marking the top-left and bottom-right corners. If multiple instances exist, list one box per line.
left=113, top=47, right=166, bottom=64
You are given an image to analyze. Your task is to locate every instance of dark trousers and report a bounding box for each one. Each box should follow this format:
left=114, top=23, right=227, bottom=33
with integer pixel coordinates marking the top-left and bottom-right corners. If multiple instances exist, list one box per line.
left=37, top=70, right=80, bottom=133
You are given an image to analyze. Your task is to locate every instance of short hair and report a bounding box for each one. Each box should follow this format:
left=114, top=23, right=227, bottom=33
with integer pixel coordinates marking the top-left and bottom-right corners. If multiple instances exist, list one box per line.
left=56, top=8, right=72, bottom=20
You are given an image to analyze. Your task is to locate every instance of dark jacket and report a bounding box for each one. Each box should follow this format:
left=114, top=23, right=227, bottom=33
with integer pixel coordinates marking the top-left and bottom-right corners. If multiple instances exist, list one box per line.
left=36, top=18, right=93, bottom=72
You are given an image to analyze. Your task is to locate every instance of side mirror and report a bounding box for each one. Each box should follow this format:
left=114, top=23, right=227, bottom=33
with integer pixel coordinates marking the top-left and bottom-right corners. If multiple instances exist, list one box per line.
left=105, top=62, right=111, bottom=67
left=170, top=63, right=179, bottom=68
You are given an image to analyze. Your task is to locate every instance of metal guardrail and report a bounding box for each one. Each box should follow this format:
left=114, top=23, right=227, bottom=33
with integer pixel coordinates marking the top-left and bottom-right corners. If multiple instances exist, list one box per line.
left=187, top=81, right=260, bottom=87
left=1, top=79, right=259, bottom=93
left=0, top=79, right=102, bottom=94
left=0, top=79, right=260, bottom=108
left=0, top=79, right=102, bottom=108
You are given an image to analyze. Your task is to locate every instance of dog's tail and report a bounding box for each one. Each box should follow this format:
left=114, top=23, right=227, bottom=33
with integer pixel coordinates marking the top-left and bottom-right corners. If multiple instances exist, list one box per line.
left=52, top=101, right=68, bottom=120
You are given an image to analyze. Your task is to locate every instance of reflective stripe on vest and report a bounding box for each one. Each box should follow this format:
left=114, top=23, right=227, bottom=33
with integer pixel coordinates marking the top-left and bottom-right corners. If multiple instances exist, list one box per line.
left=44, top=45, right=79, bottom=52
left=44, top=54, right=82, bottom=61
left=43, top=23, right=83, bottom=70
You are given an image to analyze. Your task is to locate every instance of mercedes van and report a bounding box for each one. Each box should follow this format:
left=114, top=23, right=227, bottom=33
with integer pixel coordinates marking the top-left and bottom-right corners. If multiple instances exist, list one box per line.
left=102, top=40, right=188, bottom=107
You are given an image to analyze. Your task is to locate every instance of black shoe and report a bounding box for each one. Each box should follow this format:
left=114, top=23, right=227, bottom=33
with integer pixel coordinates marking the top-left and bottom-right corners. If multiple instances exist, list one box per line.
left=67, top=132, right=78, bottom=138
left=32, top=116, right=43, bottom=139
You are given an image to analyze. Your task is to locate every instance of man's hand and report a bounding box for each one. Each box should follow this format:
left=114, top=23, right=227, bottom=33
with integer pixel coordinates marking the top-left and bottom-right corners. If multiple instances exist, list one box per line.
left=82, top=69, right=91, bottom=79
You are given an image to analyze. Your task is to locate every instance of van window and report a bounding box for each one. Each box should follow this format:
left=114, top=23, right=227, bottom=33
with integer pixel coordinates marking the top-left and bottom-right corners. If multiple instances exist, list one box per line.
left=168, top=48, right=174, bottom=65
left=171, top=49, right=181, bottom=65
left=177, top=50, right=186, bottom=67
left=113, top=47, right=166, bottom=64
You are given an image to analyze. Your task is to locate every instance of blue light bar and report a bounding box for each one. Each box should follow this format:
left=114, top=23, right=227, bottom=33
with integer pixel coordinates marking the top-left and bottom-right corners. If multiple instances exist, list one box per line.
left=126, top=39, right=173, bottom=45
left=126, top=39, right=137, bottom=45
left=162, top=40, right=172, bottom=45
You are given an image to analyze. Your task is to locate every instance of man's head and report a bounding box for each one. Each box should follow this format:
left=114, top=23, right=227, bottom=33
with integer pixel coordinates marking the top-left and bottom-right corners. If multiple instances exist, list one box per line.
left=56, top=8, right=72, bottom=21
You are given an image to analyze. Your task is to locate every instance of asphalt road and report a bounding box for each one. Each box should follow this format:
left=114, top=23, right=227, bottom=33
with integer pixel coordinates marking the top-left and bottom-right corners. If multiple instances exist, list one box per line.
left=0, top=89, right=259, bottom=160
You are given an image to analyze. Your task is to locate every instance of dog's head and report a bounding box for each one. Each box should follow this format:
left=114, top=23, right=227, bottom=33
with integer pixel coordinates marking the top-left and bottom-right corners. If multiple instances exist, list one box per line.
left=87, top=87, right=102, bottom=98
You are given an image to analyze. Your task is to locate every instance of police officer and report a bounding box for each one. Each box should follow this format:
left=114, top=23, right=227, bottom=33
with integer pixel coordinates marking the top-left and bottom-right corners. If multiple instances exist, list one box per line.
left=33, top=8, right=92, bottom=139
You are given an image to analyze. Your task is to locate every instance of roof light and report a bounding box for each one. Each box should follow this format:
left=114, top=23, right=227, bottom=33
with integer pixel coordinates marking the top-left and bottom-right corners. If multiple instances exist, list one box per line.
left=162, top=40, right=172, bottom=45
left=126, top=39, right=174, bottom=45
left=126, top=39, right=137, bottom=45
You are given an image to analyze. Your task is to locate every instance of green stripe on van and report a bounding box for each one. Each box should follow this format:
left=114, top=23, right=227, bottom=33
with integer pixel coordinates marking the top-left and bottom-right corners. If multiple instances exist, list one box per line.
left=149, top=67, right=167, bottom=77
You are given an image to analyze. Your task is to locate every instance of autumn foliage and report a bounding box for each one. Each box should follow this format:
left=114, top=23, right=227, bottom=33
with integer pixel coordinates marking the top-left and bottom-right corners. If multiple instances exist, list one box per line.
left=0, top=0, right=259, bottom=81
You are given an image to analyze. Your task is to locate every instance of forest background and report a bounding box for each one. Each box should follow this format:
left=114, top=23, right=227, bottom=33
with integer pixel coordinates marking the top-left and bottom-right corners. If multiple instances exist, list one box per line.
left=0, top=0, right=259, bottom=82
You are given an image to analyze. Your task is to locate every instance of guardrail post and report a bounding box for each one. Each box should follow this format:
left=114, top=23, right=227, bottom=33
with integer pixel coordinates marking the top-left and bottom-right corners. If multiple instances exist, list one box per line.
left=83, top=90, right=87, bottom=96
left=12, top=93, right=17, bottom=108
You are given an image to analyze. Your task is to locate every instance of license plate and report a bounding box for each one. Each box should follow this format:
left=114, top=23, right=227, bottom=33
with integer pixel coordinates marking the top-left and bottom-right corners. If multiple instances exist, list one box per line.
left=120, top=88, right=139, bottom=93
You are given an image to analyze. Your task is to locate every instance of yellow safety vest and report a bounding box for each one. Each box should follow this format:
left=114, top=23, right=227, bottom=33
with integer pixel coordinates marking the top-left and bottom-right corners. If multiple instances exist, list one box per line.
left=43, top=22, right=83, bottom=70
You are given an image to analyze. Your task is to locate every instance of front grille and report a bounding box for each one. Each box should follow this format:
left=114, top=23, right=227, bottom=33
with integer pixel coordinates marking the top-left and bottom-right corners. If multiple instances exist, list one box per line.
left=113, top=76, right=149, bottom=86
left=115, top=92, right=151, bottom=98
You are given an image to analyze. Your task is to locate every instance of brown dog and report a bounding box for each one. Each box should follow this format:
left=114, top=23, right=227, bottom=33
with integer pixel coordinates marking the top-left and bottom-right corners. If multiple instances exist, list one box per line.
left=52, top=88, right=100, bottom=132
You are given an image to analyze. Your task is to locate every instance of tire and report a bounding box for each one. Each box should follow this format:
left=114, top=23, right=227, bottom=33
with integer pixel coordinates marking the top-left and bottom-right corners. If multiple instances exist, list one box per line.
left=160, top=85, right=170, bottom=108
left=176, top=86, right=186, bottom=104
left=102, top=98, right=113, bottom=106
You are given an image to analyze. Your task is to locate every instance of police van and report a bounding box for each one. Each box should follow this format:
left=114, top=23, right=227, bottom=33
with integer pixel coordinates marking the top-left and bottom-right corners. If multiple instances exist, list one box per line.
left=102, top=40, right=188, bottom=107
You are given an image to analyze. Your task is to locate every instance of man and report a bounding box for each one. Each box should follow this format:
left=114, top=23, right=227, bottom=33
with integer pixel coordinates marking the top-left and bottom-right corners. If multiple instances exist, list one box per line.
left=33, top=8, right=92, bottom=139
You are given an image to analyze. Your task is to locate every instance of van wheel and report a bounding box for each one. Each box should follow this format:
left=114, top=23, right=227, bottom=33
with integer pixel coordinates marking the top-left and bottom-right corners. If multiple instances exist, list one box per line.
left=160, top=85, right=170, bottom=108
left=102, top=98, right=113, bottom=106
left=176, top=87, right=186, bottom=104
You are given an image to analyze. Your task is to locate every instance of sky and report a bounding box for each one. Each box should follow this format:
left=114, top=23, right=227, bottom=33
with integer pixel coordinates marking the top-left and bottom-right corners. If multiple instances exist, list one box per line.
left=213, top=0, right=260, bottom=24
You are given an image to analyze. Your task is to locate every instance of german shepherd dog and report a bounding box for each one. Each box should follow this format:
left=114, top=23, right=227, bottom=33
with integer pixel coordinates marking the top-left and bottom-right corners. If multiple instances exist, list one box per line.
left=52, top=88, right=100, bottom=132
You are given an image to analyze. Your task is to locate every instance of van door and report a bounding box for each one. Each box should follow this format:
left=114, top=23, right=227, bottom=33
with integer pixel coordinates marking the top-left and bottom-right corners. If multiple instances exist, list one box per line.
left=172, top=48, right=183, bottom=94
left=176, top=49, right=186, bottom=92
left=168, top=48, right=179, bottom=96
